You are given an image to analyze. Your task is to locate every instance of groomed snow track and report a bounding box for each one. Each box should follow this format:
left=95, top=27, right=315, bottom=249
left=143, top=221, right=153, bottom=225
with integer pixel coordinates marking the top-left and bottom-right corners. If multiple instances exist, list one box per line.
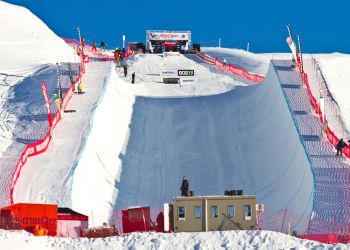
left=273, top=59, right=350, bottom=234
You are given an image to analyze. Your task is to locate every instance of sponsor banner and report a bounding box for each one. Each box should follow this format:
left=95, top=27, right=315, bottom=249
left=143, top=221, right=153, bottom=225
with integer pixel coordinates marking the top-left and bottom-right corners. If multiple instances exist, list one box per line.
left=147, top=31, right=190, bottom=41
left=286, top=37, right=298, bottom=63
left=163, top=78, right=180, bottom=84
left=161, top=70, right=177, bottom=77
left=180, top=78, right=197, bottom=84
left=41, top=81, right=52, bottom=126
left=178, top=70, right=194, bottom=77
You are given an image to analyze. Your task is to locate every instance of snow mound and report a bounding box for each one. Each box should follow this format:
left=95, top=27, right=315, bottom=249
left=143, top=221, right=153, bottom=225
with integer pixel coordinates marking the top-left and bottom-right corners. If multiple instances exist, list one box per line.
left=0, top=0, right=79, bottom=158
left=0, top=229, right=341, bottom=249
left=0, top=0, right=78, bottom=76
left=202, top=47, right=270, bottom=75
left=314, top=53, right=350, bottom=133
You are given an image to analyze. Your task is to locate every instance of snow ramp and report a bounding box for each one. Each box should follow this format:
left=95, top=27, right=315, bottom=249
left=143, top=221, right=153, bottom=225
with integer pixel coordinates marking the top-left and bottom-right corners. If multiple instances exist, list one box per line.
left=72, top=62, right=313, bottom=230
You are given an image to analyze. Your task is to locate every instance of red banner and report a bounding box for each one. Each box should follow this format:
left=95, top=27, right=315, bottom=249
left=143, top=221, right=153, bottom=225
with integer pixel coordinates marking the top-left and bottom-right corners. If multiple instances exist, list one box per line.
left=41, top=81, right=52, bottom=127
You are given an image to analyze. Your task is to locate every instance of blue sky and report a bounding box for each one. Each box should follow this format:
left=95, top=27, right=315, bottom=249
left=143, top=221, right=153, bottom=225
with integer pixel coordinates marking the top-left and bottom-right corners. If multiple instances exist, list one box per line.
left=5, top=0, right=350, bottom=53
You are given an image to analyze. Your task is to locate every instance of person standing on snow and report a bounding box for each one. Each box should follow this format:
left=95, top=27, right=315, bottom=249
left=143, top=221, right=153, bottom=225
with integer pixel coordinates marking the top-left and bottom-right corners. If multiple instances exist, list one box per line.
left=81, top=37, right=85, bottom=48
left=77, top=81, right=83, bottom=94
left=180, top=176, right=189, bottom=197
left=53, top=93, right=62, bottom=112
left=123, top=65, right=128, bottom=77
left=92, top=40, right=97, bottom=52
left=100, top=40, right=106, bottom=51
left=223, top=58, right=227, bottom=67
left=336, top=138, right=349, bottom=156
left=121, top=48, right=126, bottom=59
left=131, top=72, right=135, bottom=84
left=114, top=48, right=119, bottom=63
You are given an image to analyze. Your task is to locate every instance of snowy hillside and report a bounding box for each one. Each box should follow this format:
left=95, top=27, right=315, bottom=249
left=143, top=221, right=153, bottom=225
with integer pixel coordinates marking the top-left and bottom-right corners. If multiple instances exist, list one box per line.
left=0, top=1, right=78, bottom=74
left=202, top=47, right=270, bottom=75
left=313, top=53, right=350, bottom=133
left=0, top=0, right=78, bottom=158
left=2, top=0, right=350, bottom=249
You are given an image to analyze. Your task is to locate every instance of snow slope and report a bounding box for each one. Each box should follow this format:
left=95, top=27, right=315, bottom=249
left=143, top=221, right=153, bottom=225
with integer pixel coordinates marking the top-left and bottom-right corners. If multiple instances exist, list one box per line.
left=202, top=47, right=270, bottom=75
left=2, top=229, right=348, bottom=250
left=313, top=53, right=350, bottom=135
left=13, top=61, right=112, bottom=206
left=72, top=54, right=313, bottom=231
left=0, top=0, right=78, bottom=158
left=0, top=1, right=77, bottom=74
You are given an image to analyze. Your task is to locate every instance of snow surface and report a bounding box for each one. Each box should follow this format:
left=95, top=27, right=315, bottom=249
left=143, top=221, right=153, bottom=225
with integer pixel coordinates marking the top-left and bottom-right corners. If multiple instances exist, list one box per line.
left=0, top=0, right=78, bottom=158
left=1, top=0, right=350, bottom=249
left=13, top=61, right=112, bottom=206
left=2, top=229, right=349, bottom=250
left=71, top=54, right=313, bottom=230
left=313, top=53, right=350, bottom=136
left=202, top=47, right=270, bottom=75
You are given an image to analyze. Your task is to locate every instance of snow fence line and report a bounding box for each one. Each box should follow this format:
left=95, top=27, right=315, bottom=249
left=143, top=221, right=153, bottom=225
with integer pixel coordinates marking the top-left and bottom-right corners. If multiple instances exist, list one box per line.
left=10, top=40, right=135, bottom=205
left=9, top=47, right=86, bottom=205
left=297, top=64, right=350, bottom=158
left=195, top=51, right=265, bottom=83
left=63, top=38, right=136, bottom=62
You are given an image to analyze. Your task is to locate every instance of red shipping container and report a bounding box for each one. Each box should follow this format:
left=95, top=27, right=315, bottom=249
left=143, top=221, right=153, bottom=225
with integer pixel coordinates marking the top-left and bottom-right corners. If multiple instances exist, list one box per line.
left=1, top=203, right=57, bottom=236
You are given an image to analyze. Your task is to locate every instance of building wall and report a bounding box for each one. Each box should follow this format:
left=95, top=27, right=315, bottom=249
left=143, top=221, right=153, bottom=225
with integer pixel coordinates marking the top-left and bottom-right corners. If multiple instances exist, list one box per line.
left=57, top=220, right=88, bottom=237
left=1, top=203, right=57, bottom=236
left=173, top=196, right=256, bottom=232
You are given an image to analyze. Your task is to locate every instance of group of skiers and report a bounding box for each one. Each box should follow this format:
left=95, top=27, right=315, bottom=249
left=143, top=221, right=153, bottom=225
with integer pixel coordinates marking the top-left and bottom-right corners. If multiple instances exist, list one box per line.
left=114, top=48, right=128, bottom=66
left=80, top=37, right=106, bottom=53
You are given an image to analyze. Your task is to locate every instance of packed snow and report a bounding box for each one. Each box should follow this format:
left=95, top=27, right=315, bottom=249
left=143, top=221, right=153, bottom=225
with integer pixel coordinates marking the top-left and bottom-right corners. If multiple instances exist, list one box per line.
left=1, top=0, right=350, bottom=249
left=0, top=0, right=78, bottom=158
left=202, top=47, right=270, bottom=75
left=3, top=229, right=350, bottom=250
left=313, top=53, right=350, bottom=135
left=71, top=56, right=313, bottom=230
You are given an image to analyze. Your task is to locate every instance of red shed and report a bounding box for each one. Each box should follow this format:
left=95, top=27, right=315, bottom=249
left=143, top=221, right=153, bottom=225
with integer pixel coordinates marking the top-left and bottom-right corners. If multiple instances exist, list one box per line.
left=122, top=206, right=150, bottom=233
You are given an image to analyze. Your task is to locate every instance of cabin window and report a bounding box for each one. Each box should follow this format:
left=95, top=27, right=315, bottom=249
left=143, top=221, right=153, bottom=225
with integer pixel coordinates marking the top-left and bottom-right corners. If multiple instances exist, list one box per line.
left=244, top=205, right=252, bottom=220
left=227, top=205, right=235, bottom=218
left=178, top=207, right=185, bottom=221
left=211, top=206, right=218, bottom=218
left=194, top=206, right=202, bottom=219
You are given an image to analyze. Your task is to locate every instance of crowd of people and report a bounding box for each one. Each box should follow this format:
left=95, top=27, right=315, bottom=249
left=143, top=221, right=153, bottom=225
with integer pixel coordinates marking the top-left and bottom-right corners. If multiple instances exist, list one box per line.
left=78, top=37, right=136, bottom=84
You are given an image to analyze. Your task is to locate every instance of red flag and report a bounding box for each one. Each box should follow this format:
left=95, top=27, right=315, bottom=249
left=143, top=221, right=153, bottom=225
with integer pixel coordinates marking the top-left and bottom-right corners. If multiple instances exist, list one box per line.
left=41, top=80, right=52, bottom=127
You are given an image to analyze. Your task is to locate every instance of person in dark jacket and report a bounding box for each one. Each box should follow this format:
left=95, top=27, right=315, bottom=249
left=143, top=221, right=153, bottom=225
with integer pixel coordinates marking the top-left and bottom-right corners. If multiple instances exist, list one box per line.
left=180, top=176, right=189, bottom=197
left=131, top=72, right=135, bottom=83
left=336, top=138, right=349, bottom=156
left=123, top=65, right=128, bottom=77
left=100, top=40, right=106, bottom=51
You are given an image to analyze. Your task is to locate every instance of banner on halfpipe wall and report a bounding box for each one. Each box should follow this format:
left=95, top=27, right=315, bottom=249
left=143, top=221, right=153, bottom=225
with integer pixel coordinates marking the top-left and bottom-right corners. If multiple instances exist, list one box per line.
left=41, top=80, right=52, bottom=126
left=163, top=78, right=180, bottom=84
left=161, top=70, right=177, bottom=77
left=180, top=78, right=197, bottom=84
